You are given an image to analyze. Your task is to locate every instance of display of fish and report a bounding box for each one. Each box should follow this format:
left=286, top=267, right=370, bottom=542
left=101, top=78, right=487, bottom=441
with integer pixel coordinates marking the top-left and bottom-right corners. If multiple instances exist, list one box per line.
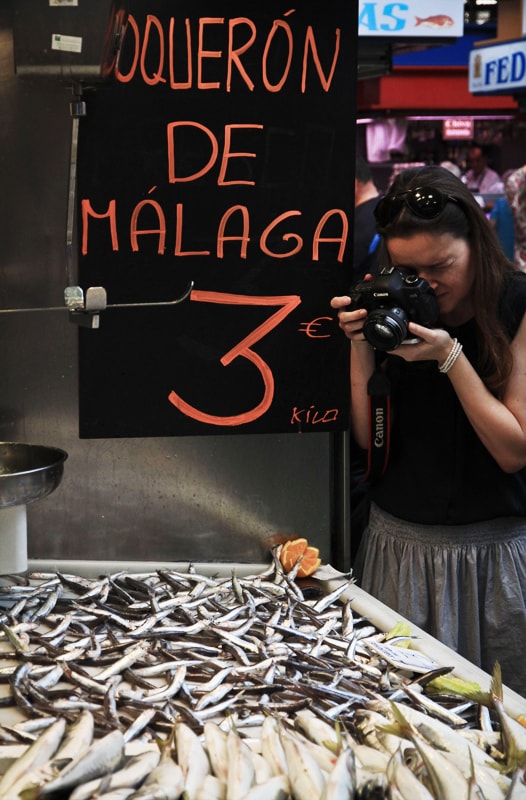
left=0, top=559, right=524, bottom=798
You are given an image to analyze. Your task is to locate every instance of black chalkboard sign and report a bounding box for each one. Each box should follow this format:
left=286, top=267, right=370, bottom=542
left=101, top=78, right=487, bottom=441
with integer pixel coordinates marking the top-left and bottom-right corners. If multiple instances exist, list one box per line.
left=77, top=1, right=356, bottom=437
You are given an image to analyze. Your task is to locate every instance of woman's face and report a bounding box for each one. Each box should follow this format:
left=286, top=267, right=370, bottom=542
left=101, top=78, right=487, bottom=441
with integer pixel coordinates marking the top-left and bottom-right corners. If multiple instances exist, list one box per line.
left=386, top=231, right=475, bottom=327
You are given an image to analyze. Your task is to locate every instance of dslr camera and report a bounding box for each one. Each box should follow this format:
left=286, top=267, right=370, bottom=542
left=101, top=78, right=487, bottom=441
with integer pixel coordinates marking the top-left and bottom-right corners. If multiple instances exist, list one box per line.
left=350, top=266, right=440, bottom=351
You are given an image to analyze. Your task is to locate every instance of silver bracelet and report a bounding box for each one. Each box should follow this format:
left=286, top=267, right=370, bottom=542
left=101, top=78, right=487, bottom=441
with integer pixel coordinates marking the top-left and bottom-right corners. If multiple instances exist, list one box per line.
left=438, top=338, right=463, bottom=374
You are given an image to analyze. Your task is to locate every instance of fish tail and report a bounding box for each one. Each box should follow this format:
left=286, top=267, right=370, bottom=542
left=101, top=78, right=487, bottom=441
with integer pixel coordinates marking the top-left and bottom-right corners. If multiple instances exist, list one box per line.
left=415, top=17, right=422, bottom=25
left=490, top=661, right=503, bottom=704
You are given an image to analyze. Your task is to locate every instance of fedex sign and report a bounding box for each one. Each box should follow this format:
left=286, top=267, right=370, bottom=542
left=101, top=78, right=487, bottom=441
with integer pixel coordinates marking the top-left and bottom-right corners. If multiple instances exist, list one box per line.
left=469, top=40, right=526, bottom=94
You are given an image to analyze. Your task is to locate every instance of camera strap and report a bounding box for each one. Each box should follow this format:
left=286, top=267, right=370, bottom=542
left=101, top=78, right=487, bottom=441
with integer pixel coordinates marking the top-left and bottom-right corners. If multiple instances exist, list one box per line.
left=364, top=368, right=391, bottom=482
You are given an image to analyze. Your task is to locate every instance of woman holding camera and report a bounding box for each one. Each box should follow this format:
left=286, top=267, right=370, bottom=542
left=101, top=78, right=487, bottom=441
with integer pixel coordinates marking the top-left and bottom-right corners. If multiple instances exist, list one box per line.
left=331, top=165, right=526, bottom=696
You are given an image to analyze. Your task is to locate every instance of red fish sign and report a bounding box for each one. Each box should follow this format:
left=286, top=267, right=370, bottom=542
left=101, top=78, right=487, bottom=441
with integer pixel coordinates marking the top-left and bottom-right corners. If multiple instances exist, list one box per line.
left=415, top=15, right=454, bottom=28
left=359, top=0, right=463, bottom=37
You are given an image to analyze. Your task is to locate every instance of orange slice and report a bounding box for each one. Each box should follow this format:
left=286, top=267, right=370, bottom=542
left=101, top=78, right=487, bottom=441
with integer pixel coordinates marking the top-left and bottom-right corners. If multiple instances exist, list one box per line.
left=296, top=546, right=321, bottom=578
left=280, top=538, right=308, bottom=572
left=279, top=537, right=321, bottom=577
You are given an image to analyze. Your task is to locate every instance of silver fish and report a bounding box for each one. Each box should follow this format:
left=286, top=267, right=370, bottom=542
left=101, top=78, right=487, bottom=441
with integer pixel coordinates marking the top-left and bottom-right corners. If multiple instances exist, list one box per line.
left=281, top=731, right=326, bottom=800
left=226, top=728, right=255, bottom=800
left=94, top=642, right=150, bottom=680
left=39, top=728, right=126, bottom=796
left=203, top=721, right=229, bottom=784
left=175, top=720, right=211, bottom=800
left=68, top=747, right=161, bottom=800
left=0, top=716, right=66, bottom=795
left=241, top=774, right=290, bottom=800
left=142, top=664, right=187, bottom=703
left=53, top=708, right=95, bottom=764
left=320, top=747, right=356, bottom=800
left=128, top=745, right=184, bottom=799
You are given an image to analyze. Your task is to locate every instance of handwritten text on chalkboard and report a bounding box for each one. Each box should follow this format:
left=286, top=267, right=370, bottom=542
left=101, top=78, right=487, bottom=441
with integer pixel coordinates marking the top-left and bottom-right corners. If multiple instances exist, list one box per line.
left=77, top=4, right=356, bottom=438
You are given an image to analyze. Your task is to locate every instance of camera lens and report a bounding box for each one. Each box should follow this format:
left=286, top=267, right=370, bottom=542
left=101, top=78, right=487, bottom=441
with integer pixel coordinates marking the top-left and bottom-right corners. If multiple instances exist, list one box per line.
left=362, top=307, right=408, bottom=350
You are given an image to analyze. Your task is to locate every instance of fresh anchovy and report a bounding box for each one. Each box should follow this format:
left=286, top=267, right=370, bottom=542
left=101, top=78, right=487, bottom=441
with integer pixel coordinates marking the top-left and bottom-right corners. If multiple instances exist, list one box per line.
left=242, top=774, right=290, bottom=800
left=90, top=790, right=135, bottom=800
left=47, top=698, right=103, bottom=712
left=38, top=612, right=73, bottom=640
left=0, top=561, right=523, bottom=799
left=175, top=721, right=211, bottom=800
left=412, top=732, right=470, bottom=800
left=53, top=708, right=95, bottom=763
left=64, top=664, right=120, bottom=697
left=320, top=747, right=356, bottom=800
left=68, top=746, right=161, bottom=800
left=187, top=665, right=233, bottom=693
left=94, top=643, right=150, bottom=681
left=127, top=607, right=175, bottom=637
left=402, top=683, right=469, bottom=728
left=213, top=627, right=259, bottom=654
left=72, top=603, right=138, bottom=631
left=0, top=716, right=66, bottom=795
left=193, top=773, right=226, bottom=800
left=260, top=716, right=288, bottom=777
left=38, top=728, right=126, bottom=796
left=281, top=731, right=326, bottom=800
left=386, top=748, right=435, bottom=800
left=142, top=664, right=187, bottom=703
left=33, top=663, right=65, bottom=690
left=128, top=744, right=184, bottom=799
left=195, top=681, right=235, bottom=712
left=203, top=721, right=228, bottom=783
left=226, top=727, right=256, bottom=800
left=30, top=587, right=63, bottom=621
left=1, top=620, right=31, bottom=653
left=309, top=581, right=350, bottom=614
left=122, top=708, right=156, bottom=743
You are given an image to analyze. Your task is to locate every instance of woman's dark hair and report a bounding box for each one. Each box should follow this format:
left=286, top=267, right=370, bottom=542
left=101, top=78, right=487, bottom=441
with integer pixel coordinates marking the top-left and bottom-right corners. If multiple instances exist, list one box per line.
left=376, top=165, right=516, bottom=395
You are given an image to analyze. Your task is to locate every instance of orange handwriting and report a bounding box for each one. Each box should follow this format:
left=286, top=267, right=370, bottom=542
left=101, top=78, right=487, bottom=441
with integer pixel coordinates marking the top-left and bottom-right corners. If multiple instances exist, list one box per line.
left=168, top=291, right=301, bottom=426
left=290, top=406, right=339, bottom=427
left=81, top=198, right=349, bottom=261
left=115, top=13, right=341, bottom=93
left=166, top=122, right=264, bottom=185
left=298, top=316, right=333, bottom=338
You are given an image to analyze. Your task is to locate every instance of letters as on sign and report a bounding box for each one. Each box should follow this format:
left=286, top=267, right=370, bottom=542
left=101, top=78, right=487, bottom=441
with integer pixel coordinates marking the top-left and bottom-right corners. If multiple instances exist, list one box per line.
left=442, top=119, right=474, bottom=140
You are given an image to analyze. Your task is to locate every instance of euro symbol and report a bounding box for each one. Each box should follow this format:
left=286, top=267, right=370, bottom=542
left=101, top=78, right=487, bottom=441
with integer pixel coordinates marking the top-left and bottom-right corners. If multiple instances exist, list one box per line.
left=298, top=316, right=333, bottom=339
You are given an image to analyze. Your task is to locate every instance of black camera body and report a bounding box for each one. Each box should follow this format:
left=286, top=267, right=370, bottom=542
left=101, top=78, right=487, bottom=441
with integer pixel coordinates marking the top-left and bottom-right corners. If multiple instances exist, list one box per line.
left=350, top=267, right=440, bottom=350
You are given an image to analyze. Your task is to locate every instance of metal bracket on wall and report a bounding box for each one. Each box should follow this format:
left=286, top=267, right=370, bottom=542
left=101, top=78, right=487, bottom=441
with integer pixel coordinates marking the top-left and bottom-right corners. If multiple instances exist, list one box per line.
left=0, top=82, right=193, bottom=327
left=65, top=282, right=194, bottom=328
left=0, top=281, right=194, bottom=328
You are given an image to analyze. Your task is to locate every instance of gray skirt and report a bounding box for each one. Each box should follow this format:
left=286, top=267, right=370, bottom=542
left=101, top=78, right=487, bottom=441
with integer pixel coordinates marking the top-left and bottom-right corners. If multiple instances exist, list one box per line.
left=354, top=503, right=526, bottom=697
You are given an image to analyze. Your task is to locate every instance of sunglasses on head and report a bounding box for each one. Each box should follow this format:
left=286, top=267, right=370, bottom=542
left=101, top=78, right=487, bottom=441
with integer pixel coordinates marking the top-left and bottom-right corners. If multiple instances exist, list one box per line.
left=374, top=186, right=458, bottom=227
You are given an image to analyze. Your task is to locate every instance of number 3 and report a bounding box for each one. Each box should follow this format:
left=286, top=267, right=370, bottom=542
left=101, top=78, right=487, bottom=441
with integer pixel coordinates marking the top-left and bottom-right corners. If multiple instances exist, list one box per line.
left=168, top=290, right=301, bottom=426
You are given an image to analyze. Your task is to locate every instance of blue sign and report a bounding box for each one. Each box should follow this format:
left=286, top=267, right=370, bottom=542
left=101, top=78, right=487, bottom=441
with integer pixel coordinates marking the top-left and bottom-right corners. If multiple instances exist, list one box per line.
left=469, top=40, right=526, bottom=94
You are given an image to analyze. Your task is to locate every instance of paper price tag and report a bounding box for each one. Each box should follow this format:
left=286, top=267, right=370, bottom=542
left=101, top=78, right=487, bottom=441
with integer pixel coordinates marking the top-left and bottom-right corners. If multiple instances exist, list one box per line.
left=51, top=34, right=82, bottom=53
left=365, top=639, right=442, bottom=673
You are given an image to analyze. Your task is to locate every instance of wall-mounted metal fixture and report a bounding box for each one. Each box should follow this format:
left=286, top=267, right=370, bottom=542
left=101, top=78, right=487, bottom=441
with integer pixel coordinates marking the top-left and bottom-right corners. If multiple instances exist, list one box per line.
left=0, top=281, right=194, bottom=329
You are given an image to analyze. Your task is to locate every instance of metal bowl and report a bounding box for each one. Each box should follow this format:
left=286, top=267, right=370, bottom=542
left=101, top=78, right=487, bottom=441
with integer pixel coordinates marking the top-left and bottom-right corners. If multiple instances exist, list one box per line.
left=0, top=442, right=68, bottom=509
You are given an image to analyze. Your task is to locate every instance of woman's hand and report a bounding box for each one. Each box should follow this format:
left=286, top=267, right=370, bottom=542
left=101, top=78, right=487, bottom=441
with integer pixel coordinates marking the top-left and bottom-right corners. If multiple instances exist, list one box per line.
left=330, top=296, right=370, bottom=343
left=390, top=322, right=454, bottom=365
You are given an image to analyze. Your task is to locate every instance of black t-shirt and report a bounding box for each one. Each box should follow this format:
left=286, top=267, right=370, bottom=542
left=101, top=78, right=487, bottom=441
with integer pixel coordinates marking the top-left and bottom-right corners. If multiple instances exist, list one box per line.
left=371, top=271, right=526, bottom=524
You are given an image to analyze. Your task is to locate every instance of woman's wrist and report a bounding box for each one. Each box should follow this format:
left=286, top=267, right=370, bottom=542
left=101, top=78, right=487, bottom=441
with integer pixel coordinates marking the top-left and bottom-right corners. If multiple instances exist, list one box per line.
left=438, top=338, right=463, bottom=374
